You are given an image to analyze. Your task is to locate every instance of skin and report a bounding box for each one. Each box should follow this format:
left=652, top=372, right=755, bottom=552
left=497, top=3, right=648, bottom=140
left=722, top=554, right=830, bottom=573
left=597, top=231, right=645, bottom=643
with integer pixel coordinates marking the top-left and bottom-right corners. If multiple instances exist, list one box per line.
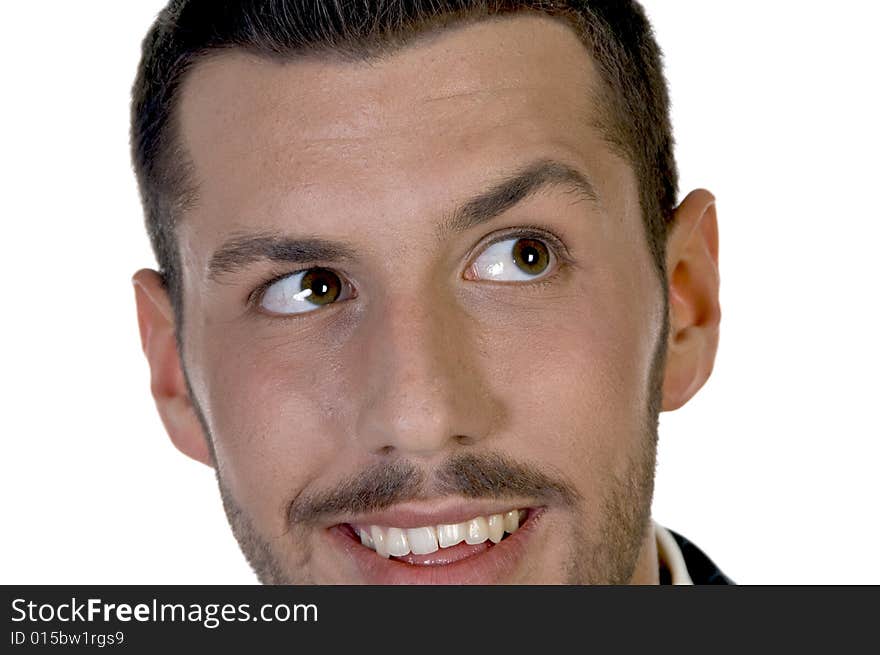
left=133, top=14, right=720, bottom=584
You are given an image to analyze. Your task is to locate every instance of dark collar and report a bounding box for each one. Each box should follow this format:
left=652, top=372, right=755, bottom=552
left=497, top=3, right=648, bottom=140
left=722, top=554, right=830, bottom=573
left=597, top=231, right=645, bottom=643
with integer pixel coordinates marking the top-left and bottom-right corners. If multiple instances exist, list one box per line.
left=663, top=527, right=736, bottom=585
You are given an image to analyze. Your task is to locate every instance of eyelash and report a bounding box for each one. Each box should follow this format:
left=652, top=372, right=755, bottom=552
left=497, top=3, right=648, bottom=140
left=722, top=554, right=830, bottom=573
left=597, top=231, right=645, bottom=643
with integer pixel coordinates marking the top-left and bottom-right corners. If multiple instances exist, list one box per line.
left=249, top=224, right=574, bottom=311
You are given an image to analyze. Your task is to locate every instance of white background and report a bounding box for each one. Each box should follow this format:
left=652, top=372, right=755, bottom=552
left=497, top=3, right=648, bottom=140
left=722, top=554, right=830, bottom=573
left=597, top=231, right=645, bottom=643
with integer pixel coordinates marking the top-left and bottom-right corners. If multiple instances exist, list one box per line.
left=1, top=1, right=877, bottom=584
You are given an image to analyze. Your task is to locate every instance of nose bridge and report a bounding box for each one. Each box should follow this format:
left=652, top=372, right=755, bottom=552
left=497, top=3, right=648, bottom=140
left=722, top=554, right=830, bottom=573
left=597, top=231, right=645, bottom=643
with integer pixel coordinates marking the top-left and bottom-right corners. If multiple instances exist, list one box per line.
left=356, top=282, right=494, bottom=457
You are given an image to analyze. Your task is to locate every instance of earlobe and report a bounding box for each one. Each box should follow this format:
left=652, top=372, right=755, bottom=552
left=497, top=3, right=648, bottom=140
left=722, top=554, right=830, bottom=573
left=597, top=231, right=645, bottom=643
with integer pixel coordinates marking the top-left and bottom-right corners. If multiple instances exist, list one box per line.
left=661, top=189, right=721, bottom=411
left=132, top=269, right=214, bottom=467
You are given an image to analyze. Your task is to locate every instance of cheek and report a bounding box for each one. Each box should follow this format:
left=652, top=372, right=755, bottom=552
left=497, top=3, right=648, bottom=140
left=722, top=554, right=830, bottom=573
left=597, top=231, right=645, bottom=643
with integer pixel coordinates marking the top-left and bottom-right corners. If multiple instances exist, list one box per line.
left=196, top=324, right=347, bottom=532
left=491, top=276, right=657, bottom=484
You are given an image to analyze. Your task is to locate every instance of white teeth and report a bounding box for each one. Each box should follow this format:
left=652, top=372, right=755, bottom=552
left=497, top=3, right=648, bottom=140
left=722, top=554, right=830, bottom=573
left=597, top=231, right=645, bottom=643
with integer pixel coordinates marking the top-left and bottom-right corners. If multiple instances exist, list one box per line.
left=503, top=509, right=520, bottom=534
left=357, top=508, right=527, bottom=558
left=436, top=522, right=466, bottom=548
left=406, top=527, right=439, bottom=555
left=487, top=514, right=504, bottom=544
left=465, top=516, right=489, bottom=545
left=370, top=525, right=390, bottom=558
left=385, top=527, right=410, bottom=557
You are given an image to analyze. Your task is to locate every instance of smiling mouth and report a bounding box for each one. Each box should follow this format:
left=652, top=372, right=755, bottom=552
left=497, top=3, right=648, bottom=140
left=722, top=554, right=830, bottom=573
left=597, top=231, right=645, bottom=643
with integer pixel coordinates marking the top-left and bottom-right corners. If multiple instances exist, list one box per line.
left=340, top=508, right=530, bottom=564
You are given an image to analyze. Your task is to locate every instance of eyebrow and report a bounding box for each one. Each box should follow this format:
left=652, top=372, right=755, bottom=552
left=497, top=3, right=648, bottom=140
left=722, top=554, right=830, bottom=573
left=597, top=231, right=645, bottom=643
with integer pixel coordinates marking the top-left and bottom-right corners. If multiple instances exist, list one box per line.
left=207, top=158, right=599, bottom=281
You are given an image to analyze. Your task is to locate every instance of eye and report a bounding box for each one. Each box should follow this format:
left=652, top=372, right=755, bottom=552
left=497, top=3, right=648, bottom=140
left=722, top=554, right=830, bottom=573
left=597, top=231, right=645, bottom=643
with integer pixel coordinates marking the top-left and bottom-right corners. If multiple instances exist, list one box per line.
left=258, top=267, right=352, bottom=315
left=465, top=236, right=558, bottom=283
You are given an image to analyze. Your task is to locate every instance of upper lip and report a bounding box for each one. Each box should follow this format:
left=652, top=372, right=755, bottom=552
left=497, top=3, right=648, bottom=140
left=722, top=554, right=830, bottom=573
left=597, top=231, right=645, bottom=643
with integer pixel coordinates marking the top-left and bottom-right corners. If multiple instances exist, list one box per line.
left=335, top=498, right=537, bottom=530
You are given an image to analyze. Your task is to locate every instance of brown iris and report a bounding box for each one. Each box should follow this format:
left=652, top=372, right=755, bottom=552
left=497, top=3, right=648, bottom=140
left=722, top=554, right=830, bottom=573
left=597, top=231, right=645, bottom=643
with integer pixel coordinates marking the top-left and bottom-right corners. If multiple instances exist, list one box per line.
left=300, top=268, right=342, bottom=305
left=512, top=238, right=550, bottom=276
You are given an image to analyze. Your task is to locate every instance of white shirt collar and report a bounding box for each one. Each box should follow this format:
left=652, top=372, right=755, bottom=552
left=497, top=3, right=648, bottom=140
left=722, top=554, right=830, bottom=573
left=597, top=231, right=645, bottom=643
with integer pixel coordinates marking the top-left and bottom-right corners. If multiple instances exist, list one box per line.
left=654, top=521, right=694, bottom=585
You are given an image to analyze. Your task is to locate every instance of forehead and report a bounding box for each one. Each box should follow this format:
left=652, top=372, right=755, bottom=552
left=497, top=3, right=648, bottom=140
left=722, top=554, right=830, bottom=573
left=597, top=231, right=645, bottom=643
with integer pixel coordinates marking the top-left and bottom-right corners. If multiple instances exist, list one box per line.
left=176, top=13, right=620, bottom=255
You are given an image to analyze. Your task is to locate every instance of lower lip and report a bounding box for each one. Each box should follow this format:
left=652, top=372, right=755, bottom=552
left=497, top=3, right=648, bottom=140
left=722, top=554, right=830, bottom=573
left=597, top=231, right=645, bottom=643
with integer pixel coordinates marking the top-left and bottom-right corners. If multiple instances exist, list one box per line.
left=328, top=508, right=544, bottom=584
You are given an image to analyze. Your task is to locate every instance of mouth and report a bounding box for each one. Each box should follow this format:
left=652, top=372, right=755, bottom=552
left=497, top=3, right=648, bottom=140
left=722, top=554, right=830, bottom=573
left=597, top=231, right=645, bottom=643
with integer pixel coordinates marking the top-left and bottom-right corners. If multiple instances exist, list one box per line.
left=329, top=505, right=542, bottom=583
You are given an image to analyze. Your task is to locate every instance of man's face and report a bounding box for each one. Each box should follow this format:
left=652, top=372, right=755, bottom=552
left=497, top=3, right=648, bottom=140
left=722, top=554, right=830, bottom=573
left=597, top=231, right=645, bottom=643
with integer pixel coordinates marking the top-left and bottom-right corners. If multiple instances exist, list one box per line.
left=171, top=14, right=668, bottom=583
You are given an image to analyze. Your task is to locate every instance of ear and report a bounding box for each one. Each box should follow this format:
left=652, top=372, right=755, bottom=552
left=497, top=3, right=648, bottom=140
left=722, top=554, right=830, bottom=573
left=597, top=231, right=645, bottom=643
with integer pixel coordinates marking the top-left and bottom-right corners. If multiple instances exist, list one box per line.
left=661, top=189, right=721, bottom=411
left=132, top=269, right=214, bottom=467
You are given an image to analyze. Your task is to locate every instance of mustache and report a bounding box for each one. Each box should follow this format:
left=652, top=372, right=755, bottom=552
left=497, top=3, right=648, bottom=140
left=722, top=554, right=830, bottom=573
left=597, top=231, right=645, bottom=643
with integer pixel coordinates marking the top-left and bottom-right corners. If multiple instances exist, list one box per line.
left=288, top=452, right=580, bottom=525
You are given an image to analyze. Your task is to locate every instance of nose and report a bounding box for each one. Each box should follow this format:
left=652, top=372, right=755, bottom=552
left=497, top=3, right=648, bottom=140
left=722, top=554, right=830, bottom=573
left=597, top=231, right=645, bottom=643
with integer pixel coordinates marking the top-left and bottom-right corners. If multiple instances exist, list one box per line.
left=354, top=286, right=502, bottom=460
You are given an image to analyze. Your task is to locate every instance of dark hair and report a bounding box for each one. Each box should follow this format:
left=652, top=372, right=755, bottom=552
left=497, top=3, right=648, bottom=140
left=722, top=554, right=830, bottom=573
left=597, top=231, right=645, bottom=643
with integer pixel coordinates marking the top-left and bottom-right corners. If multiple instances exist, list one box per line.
left=130, top=0, right=677, bottom=320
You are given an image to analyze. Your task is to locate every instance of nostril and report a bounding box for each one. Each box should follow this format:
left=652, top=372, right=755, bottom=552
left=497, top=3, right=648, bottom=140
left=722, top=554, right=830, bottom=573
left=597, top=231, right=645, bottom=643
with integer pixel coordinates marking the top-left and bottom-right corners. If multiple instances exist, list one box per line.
left=454, top=435, right=475, bottom=446
left=377, top=445, right=395, bottom=456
